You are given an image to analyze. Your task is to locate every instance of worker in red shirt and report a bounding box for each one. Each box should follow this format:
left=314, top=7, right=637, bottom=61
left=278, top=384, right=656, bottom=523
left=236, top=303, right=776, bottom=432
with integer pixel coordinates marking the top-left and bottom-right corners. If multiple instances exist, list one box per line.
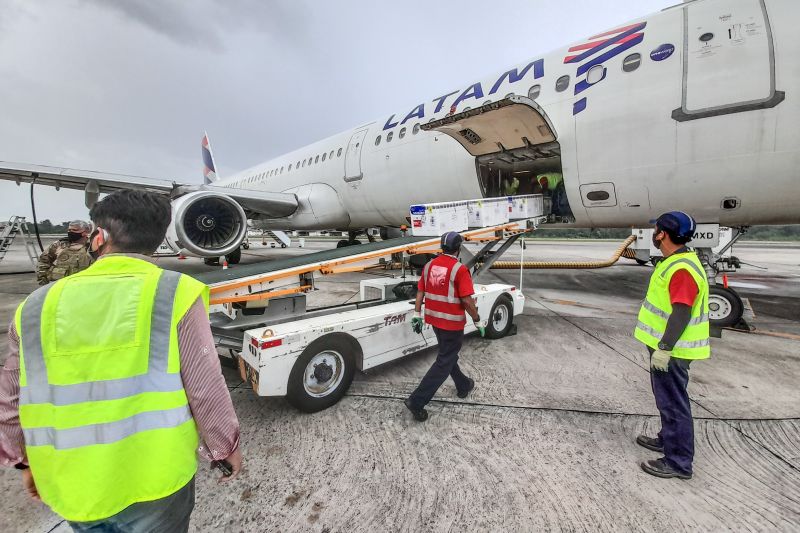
left=405, top=232, right=485, bottom=422
left=634, top=211, right=710, bottom=480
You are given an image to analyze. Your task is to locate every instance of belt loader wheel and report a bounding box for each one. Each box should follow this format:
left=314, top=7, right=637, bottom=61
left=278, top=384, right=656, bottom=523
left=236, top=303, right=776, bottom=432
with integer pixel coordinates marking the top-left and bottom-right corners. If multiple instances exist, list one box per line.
left=708, top=286, right=744, bottom=329
left=486, top=295, right=514, bottom=339
left=287, top=335, right=358, bottom=412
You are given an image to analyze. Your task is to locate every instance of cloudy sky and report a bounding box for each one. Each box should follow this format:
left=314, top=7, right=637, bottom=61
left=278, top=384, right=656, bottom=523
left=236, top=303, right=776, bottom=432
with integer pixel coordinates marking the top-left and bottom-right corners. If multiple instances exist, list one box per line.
left=0, top=0, right=672, bottom=224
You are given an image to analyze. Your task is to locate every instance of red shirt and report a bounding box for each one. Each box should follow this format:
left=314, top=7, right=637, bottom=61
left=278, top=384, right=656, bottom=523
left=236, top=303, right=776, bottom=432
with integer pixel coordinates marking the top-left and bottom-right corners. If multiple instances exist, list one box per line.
left=418, top=254, right=475, bottom=330
left=669, top=269, right=699, bottom=307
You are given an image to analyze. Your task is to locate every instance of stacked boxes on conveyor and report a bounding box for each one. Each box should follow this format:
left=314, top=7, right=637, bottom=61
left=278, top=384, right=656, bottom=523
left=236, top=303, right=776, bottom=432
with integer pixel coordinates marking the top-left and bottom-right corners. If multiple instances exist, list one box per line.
left=409, top=195, right=545, bottom=236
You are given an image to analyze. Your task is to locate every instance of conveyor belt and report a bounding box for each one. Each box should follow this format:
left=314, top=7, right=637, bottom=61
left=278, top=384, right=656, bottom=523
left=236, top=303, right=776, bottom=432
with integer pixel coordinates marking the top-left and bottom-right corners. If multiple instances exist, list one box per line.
left=195, top=236, right=428, bottom=286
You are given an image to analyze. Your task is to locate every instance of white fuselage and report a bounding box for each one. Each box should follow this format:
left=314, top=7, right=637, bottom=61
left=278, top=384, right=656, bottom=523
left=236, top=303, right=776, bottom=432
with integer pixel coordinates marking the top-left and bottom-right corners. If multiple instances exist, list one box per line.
left=217, top=0, right=800, bottom=230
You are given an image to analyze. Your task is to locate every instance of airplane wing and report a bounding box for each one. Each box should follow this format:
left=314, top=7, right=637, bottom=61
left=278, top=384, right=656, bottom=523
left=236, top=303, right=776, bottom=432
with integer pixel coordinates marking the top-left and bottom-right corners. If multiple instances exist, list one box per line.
left=0, top=161, right=298, bottom=217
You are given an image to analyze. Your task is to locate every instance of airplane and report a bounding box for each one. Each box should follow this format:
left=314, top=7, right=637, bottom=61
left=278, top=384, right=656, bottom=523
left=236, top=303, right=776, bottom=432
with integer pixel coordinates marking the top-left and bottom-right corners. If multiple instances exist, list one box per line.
left=0, top=0, right=797, bottom=328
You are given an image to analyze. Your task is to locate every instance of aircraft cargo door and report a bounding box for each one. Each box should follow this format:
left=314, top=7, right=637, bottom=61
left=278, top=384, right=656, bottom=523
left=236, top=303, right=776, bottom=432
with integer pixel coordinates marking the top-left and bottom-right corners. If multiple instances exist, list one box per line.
left=344, top=128, right=369, bottom=183
left=673, top=0, right=784, bottom=121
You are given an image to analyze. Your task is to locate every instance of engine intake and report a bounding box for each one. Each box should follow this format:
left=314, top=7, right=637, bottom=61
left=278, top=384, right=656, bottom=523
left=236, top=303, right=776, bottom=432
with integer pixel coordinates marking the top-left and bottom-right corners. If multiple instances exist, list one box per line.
left=169, top=192, right=247, bottom=257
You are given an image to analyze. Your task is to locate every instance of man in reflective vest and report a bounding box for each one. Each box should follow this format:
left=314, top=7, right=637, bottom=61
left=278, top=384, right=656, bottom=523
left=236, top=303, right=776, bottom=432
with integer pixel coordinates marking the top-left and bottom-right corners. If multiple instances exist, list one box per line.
left=634, top=211, right=710, bottom=480
left=405, top=231, right=485, bottom=422
left=0, top=190, right=242, bottom=531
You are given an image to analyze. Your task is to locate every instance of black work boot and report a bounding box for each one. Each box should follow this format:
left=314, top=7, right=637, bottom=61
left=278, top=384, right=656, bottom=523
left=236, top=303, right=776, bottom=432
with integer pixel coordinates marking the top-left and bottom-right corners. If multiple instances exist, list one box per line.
left=457, top=378, right=475, bottom=399
left=640, top=458, right=692, bottom=480
left=404, top=399, right=428, bottom=422
left=636, top=434, right=664, bottom=453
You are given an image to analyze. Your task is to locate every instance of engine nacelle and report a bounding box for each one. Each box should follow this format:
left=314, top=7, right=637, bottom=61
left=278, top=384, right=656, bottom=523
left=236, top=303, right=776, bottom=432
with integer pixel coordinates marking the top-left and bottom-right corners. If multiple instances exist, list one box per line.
left=166, top=191, right=248, bottom=257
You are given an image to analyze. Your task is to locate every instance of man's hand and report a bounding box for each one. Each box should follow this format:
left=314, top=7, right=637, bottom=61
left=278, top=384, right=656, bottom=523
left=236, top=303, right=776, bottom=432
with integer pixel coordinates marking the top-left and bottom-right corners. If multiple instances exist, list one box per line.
left=22, top=469, right=40, bottom=501
left=218, top=448, right=243, bottom=483
left=411, top=312, right=423, bottom=334
left=651, top=349, right=671, bottom=372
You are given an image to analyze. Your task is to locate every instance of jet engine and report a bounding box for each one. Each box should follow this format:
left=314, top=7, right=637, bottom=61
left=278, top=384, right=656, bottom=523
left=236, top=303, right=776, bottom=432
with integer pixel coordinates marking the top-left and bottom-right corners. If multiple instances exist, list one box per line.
left=166, top=191, right=248, bottom=257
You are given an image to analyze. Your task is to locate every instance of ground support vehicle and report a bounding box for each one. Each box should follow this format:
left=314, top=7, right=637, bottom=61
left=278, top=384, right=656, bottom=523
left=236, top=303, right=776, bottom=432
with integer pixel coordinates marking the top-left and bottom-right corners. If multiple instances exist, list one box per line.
left=196, top=220, right=538, bottom=412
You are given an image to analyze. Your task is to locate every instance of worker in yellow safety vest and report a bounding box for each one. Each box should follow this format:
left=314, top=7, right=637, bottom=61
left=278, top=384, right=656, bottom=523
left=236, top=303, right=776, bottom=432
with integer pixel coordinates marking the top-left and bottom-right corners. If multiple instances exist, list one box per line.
left=0, top=190, right=242, bottom=531
left=634, top=211, right=710, bottom=480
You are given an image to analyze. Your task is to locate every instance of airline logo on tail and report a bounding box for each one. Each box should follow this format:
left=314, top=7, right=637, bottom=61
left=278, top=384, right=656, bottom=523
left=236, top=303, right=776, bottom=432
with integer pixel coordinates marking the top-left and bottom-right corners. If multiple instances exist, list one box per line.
left=565, top=22, right=647, bottom=115
left=202, top=132, right=217, bottom=184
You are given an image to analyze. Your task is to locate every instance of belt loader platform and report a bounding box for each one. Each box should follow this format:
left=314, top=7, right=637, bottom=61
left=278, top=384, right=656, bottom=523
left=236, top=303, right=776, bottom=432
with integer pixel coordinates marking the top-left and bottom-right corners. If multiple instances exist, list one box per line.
left=196, top=220, right=538, bottom=412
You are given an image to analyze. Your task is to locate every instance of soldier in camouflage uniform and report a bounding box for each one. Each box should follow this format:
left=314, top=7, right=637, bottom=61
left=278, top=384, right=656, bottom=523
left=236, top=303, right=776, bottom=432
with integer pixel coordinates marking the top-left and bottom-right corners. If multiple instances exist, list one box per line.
left=36, top=220, right=93, bottom=285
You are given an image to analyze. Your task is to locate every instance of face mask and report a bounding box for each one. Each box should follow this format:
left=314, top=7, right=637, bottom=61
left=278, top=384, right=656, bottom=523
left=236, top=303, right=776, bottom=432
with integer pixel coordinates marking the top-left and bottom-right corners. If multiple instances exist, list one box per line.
left=67, top=231, right=83, bottom=243
left=88, top=228, right=107, bottom=259
left=652, top=231, right=662, bottom=250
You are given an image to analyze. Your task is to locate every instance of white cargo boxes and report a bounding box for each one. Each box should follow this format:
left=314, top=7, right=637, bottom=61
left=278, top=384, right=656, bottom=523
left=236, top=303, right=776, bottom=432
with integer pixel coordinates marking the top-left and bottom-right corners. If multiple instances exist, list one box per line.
left=467, top=198, right=509, bottom=228
left=409, top=202, right=469, bottom=236
left=507, top=194, right=544, bottom=220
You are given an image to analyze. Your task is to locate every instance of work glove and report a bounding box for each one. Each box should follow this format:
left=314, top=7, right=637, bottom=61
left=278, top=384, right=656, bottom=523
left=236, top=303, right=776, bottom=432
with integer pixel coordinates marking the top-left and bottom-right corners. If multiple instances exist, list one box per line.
left=651, top=349, right=671, bottom=372
left=411, top=312, right=423, bottom=334
left=474, top=318, right=486, bottom=338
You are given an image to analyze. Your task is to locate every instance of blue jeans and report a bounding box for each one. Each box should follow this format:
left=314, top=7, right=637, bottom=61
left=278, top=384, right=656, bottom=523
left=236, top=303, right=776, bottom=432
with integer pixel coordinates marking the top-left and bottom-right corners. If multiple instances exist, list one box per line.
left=650, top=353, right=694, bottom=475
left=68, top=477, right=195, bottom=533
left=408, top=327, right=471, bottom=409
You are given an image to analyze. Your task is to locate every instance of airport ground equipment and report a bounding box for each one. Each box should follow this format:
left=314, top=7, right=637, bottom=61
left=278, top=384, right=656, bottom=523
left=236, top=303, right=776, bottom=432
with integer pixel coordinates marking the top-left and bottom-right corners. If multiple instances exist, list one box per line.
left=261, top=230, right=291, bottom=248
left=0, top=216, right=38, bottom=268
left=196, top=219, right=536, bottom=412
left=629, top=225, right=749, bottom=328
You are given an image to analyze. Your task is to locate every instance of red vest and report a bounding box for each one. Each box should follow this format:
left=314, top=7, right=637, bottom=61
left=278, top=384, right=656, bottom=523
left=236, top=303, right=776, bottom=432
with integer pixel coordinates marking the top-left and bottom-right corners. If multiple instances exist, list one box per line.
left=422, top=255, right=467, bottom=330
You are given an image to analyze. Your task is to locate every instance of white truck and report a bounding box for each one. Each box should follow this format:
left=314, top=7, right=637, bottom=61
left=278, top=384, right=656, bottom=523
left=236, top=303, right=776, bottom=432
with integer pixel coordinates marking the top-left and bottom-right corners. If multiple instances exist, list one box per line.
left=237, top=278, right=523, bottom=412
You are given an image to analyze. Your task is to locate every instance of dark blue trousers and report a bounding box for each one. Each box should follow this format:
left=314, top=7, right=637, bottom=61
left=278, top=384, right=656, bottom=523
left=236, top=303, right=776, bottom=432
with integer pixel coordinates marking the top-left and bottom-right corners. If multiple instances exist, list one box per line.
left=408, top=327, right=471, bottom=409
left=650, top=351, right=694, bottom=475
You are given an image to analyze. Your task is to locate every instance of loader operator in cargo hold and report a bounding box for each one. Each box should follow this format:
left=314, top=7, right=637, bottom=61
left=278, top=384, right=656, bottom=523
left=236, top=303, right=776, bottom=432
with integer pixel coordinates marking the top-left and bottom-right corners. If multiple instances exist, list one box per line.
left=0, top=190, right=242, bottom=531
left=634, top=211, right=710, bottom=481
left=404, top=231, right=484, bottom=422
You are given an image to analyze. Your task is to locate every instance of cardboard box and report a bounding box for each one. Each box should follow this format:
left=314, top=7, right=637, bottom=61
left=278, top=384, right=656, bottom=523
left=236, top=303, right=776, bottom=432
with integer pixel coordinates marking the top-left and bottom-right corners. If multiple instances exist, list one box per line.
left=410, top=201, right=469, bottom=236
left=467, top=198, right=509, bottom=228
left=507, top=194, right=544, bottom=220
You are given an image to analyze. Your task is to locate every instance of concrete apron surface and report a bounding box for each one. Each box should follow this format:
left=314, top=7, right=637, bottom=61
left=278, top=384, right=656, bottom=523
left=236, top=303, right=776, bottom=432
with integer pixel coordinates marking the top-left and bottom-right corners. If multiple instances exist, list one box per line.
left=0, top=239, right=798, bottom=532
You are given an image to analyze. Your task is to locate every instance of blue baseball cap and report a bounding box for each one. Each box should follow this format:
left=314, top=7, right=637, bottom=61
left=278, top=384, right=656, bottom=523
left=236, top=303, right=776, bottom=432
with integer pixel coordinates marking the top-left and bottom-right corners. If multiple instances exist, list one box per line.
left=650, top=211, right=696, bottom=240
left=440, top=231, right=464, bottom=253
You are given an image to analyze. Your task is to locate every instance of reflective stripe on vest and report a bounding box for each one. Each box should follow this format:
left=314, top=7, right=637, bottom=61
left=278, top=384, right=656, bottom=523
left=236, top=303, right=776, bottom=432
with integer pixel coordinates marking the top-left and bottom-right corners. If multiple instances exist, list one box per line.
left=633, top=251, right=711, bottom=360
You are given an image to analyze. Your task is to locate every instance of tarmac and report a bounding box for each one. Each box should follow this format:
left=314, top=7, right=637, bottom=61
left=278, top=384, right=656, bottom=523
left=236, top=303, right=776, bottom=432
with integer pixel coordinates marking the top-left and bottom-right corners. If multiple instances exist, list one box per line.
left=0, top=236, right=798, bottom=532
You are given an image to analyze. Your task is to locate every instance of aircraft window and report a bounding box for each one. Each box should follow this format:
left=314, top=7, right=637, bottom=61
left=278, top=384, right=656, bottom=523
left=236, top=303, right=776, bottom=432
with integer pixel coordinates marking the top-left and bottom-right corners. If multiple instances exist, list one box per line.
left=315, top=155, right=319, bottom=163
left=338, top=148, right=343, bottom=156
left=555, top=75, right=570, bottom=92
left=623, top=53, right=641, bottom=72
left=375, top=136, right=381, bottom=146
left=322, top=153, right=326, bottom=161
left=302, top=160, right=306, bottom=167
left=289, top=164, right=292, bottom=171
left=528, top=84, right=541, bottom=100
left=329, top=150, right=334, bottom=159
left=399, top=127, right=406, bottom=139
left=296, top=161, right=300, bottom=168
left=505, top=93, right=514, bottom=99
left=587, top=191, right=610, bottom=201
left=387, top=131, right=393, bottom=142
left=587, top=65, right=604, bottom=84
left=413, top=123, right=420, bottom=135
left=281, top=166, right=284, bottom=173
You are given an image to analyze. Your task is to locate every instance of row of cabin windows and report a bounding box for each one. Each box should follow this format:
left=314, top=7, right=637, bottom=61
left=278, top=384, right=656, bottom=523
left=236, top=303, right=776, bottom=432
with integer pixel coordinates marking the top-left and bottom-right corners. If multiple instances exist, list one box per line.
left=375, top=123, right=422, bottom=146
left=229, top=146, right=345, bottom=187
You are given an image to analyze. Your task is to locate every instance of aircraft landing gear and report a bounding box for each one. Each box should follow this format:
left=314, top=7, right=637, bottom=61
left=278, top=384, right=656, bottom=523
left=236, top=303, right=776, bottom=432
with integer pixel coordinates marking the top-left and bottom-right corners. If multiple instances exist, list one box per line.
left=336, top=230, right=364, bottom=248
left=696, top=226, right=749, bottom=330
